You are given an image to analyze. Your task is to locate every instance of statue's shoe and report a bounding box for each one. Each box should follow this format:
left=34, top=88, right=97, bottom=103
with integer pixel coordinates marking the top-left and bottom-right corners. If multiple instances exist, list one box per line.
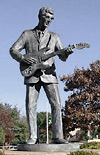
left=27, top=138, right=37, bottom=144
left=52, top=138, right=68, bottom=144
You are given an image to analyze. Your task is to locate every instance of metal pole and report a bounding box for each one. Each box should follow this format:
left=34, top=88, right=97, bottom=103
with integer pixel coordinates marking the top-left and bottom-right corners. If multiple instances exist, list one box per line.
left=46, top=102, right=49, bottom=144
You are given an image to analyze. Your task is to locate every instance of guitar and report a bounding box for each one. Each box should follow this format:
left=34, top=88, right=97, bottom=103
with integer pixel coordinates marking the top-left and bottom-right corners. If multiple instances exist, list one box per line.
left=20, top=43, right=90, bottom=77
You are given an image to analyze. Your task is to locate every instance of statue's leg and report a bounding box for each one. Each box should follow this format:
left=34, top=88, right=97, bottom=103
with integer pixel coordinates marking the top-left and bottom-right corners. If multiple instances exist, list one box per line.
left=43, top=83, right=63, bottom=140
left=26, top=83, right=41, bottom=144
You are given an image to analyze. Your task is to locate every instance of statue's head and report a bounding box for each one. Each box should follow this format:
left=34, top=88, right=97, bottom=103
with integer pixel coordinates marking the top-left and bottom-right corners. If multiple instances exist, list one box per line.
left=38, top=7, right=54, bottom=29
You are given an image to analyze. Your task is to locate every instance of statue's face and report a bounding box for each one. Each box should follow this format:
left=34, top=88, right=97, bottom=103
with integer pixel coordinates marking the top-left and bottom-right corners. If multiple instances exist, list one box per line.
left=39, top=12, right=54, bottom=29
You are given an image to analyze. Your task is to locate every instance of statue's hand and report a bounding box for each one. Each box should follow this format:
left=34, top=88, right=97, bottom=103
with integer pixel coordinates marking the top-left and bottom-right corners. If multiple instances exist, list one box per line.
left=64, top=47, right=73, bottom=56
left=21, top=55, right=36, bottom=64
left=58, top=47, right=73, bottom=58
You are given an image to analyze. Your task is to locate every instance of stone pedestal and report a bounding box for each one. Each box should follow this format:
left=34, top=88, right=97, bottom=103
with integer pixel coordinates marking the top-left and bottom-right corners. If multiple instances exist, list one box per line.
left=17, top=143, right=80, bottom=152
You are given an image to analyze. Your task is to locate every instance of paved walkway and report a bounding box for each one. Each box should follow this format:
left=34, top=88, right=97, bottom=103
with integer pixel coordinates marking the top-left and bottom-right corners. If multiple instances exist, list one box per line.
left=1, top=149, right=100, bottom=155
left=1, top=149, right=70, bottom=155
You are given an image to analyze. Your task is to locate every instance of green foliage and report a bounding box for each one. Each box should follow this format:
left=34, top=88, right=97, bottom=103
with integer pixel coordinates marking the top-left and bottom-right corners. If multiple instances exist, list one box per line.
left=81, top=131, right=89, bottom=141
left=0, top=103, right=53, bottom=144
left=39, top=130, right=52, bottom=143
left=11, top=111, right=29, bottom=144
left=37, top=112, right=46, bottom=143
left=80, top=142, right=100, bottom=149
left=4, top=104, right=29, bottom=143
left=37, top=112, right=46, bottom=129
left=82, top=135, right=88, bottom=141
left=0, top=151, right=5, bottom=155
left=0, top=104, right=14, bottom=144
left=2, top=103, right=20, bottom=121
left=37, top=112, right=52, bottom=143
left=70, top=151, right=99, bottom=155
left=0, top=103, right=29, bottom=144
left=12, top=121, right=29, bottom=144
left=0, top=127, right=5, bottom=145
left=9, top=106, right=20, bottom=121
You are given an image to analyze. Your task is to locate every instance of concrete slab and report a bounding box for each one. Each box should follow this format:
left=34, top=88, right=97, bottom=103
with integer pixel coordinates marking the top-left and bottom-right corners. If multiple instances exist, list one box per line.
left=17, top=143, right=80, bottom=152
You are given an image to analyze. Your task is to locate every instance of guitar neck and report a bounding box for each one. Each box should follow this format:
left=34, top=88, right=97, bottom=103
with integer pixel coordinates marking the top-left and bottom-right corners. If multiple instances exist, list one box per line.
left=42, top=45, right=75, bottom=61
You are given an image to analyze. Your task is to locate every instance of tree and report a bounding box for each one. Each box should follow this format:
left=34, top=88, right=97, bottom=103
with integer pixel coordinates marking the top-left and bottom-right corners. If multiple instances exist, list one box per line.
left=3, top=104, right=29, bottom=144
left=61, top=60, right=100, bottom=139
left=12, top=120, right=29, bottom=144
left=0, top=103, right=29, bottom=144
left=2, top=103, right=20, bottom=121
left=0, top=127, right=5, bottom=145
left=0, top=103, right=52, bottom=144
left=0, top=104, right=14, bottom=144
left=37, top=112, right=52, bottom=143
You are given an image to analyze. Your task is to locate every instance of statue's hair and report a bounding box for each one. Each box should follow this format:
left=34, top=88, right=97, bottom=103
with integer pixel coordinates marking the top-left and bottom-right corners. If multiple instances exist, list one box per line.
left=38, top=7, right=54, bottom=19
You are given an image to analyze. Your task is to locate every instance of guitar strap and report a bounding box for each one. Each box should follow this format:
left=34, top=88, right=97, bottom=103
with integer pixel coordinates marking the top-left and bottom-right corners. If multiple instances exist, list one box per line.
left=46, top=33, right=51, bottom=49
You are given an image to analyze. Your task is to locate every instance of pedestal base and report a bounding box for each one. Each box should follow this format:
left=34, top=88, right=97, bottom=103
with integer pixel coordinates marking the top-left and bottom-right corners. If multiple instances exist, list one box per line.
left=17, top=143, right=80, bottom=152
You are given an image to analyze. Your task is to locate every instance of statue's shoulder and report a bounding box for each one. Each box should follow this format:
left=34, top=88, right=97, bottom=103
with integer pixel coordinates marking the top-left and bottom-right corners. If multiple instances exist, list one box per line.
left=22, top=29, right=33, bottom=35
left=49, top=31, right=60, bottom=38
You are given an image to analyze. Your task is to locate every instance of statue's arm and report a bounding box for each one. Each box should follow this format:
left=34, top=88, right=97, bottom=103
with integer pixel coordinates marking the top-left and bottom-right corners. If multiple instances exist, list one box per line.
left=55, top=34, right=73, bottom=61
left=9, top=31, right=26, bottom=62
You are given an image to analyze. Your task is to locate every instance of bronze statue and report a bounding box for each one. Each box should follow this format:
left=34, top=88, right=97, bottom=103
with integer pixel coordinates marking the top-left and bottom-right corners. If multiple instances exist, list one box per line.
left=9, top=7, right=81, bottom=144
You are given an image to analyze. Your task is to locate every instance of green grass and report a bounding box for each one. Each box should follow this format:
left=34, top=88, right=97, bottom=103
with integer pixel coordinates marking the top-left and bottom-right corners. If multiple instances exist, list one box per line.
left=80, top=142, right=100, bottom=149
left=0, top=151, right=5, bottom=155
left=70, top=151, right=99, bottom=155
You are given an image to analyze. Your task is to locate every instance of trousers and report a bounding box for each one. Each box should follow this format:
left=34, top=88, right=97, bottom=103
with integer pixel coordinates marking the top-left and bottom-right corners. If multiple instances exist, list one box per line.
left=26, top=81, right=63, bottom=141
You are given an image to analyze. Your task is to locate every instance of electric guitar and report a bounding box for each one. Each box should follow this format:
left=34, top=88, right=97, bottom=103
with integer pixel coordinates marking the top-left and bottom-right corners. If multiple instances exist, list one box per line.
left=20, top=43, right=90, bottom=77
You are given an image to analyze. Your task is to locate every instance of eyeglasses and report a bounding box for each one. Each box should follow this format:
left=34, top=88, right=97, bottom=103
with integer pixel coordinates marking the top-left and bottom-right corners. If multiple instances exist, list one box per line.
left=42, top=15, right=54, bottom=20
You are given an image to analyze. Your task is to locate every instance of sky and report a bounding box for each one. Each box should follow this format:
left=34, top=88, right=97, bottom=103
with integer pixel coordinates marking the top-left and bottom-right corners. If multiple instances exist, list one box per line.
left=0, top=0, right=100, bottom=115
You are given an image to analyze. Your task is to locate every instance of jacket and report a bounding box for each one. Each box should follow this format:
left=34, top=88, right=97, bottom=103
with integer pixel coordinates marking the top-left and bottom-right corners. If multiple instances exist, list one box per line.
left=10, top=27, right=66, bottom=84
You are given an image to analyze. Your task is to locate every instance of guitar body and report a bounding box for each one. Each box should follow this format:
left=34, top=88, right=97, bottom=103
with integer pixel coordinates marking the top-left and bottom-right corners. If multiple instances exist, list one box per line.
left=20, top=61, right=50, bottom=77
left=20, top=49, right=51, bottom=77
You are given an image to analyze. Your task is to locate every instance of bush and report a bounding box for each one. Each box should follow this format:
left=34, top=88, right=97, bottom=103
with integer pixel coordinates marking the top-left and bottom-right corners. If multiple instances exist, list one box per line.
left=80, top=142, right=100, bottom=149
left=70, top=151, right=99, bottom=155
left=0, top=151, right=5, bottom=155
